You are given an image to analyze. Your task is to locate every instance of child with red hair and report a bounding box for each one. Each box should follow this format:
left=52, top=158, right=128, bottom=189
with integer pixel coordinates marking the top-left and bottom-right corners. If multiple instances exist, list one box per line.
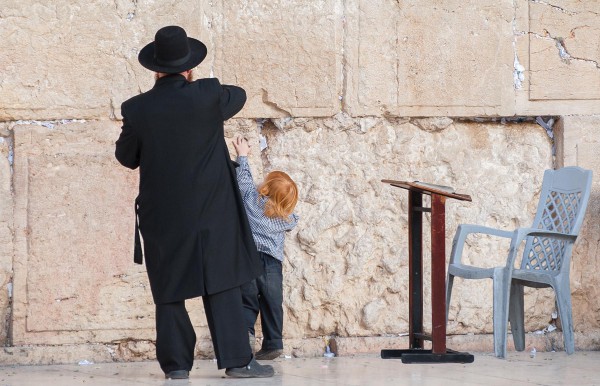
left=232, top=136, right=299, bottom=360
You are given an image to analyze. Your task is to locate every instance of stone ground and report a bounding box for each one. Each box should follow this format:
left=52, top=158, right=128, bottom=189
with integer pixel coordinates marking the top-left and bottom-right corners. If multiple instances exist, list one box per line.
left=0, top=351, right=599, bottom=385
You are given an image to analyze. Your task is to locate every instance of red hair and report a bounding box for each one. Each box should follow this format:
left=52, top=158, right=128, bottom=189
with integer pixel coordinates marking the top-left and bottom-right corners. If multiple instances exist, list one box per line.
left=258, top=171, right=298, bottom=219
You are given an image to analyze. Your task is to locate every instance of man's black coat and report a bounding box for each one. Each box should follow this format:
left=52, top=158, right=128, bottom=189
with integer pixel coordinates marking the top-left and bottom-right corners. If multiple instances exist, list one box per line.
left=115, top=74, right=262, bottom=304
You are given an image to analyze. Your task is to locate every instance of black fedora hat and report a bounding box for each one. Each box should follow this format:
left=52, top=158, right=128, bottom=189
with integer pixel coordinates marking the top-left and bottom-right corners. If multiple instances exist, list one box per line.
left=138, top=26, right=207, bottom=73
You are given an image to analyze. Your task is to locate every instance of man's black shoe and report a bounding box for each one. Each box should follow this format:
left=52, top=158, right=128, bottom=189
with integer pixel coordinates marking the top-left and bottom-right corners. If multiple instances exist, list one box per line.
left=225, top=357, right=274, bottom=378
left=164, top=370, right=189, bottom=379
left=255, top=348, right=283, bottom=360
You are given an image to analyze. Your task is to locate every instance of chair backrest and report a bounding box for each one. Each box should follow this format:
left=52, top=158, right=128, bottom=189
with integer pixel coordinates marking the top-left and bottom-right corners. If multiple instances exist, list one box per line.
left=521, top=167, right=593, bottom=272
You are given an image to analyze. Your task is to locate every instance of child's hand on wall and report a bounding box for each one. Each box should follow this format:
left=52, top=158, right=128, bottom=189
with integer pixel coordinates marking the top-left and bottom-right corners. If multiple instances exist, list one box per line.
left=233, top=135, right=251, bottom=156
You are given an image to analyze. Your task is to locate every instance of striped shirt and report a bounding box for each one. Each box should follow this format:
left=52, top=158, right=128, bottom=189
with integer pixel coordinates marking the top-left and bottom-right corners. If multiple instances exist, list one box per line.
left=236, top=156, right=299, bottom=261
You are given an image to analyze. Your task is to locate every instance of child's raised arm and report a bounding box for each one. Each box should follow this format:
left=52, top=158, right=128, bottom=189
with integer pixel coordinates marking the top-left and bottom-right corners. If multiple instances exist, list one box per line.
left=233, top=136, right=258, bottom=199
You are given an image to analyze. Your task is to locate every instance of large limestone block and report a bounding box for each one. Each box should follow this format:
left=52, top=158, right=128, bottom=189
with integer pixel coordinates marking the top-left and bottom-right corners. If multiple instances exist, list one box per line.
left=558, top=115, right=600, bottom=171
left=256, top=116, right=552, bottom=337
left=344, top=0, right=515, bottom=117
left=572, top=196, right=600, bottom=331
left=9, top=119, right=268, bottom=346
left=529, top=1, right=600, bottom=100
left=10, top=121, right=209, bottom=345
left=11, top=121, right=148, bottom=344
left=213, top=0, right=342, bottom=118
left=555, top=115, right=600, bottom=331
left=0, top=0, right=340, bottom=120
left=0, top=1, right=208, bottom=121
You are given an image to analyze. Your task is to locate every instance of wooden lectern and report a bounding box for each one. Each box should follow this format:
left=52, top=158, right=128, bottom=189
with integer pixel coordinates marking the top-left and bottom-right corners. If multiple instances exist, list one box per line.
left=380, top=180, right=474, bottom=364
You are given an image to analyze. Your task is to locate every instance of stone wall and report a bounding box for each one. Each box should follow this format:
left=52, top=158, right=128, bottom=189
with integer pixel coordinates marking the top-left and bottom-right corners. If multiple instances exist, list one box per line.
left=1, top=0, right=599, bottom=364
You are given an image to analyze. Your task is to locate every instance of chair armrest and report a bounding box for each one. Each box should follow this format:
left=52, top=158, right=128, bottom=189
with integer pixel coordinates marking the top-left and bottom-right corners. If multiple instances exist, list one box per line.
left=449, top=224, right=578, bottom=271
left=456, top=224, right=513, bottom=239
left=513, top=227, right=578, bottom=243
left=449, top=224, right=513, bottom=265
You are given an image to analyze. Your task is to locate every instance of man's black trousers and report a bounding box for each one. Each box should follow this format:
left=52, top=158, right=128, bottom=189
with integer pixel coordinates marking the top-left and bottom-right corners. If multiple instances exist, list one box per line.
left=155, top=286, right=252, bottom=373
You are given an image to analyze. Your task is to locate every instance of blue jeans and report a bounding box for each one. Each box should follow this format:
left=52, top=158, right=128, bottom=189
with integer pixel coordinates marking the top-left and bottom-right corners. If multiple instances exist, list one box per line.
left=241, top=252, right=284, bottom=350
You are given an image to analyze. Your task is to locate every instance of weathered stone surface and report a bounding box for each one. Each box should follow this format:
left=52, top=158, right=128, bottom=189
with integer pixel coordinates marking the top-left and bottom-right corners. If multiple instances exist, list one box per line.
left=7, top=117, right=557, bottom=350
left=3, top=329, right=600, bottom=366
left=0, top=135, right=13, bottom=345
left=258, top=116, right=552, bottom=337
left=529, top=1, right=600, bottom=100
left=3, top=1, right=600, bottom=121
left=0, top=124, right=11, bottom=137
left=345, top=0, right=515, bottom=117
left=558, top=115, right=600, bottom=171
left=413, top=117, right=454, bottom=133
left=215, top=0, right=341, bottom=118
left=0, top=1, right=208, bottom=121
left=10, top=121, right=211, bottom=345
left=0, top=0, right=340, bottom=121
left=512, top=0, right=600, bottom=115
left=555, top=115, right=600, bottom=331
left=8, top=119, right=265, bottom=346
left=2, top=0, right=600, bottom=366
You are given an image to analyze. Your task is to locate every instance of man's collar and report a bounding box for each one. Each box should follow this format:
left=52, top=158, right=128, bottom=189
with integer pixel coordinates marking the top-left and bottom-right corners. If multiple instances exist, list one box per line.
left=153, top=73, right=187, bottom=87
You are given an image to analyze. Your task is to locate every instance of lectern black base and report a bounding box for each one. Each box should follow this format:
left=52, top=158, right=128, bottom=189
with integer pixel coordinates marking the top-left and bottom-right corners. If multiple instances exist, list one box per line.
left=381, top=348, right=474, bottom=364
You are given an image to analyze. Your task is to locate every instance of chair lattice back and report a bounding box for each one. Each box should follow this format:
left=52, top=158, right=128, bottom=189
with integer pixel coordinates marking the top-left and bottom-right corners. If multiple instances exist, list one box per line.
left=521, top=168, right=590, bottom=272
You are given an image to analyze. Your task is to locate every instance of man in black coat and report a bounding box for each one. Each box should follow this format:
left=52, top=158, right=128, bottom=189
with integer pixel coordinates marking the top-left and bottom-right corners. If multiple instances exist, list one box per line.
left=115, top=25, right=273, bottom=380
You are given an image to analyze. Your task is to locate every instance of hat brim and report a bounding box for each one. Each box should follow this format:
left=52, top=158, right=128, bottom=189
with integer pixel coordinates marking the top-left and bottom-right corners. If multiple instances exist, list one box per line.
left=138, top=37, right=207, bottom=73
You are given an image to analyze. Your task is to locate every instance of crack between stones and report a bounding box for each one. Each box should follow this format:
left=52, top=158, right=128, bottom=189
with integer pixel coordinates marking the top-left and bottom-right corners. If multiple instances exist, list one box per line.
left=512, top=0, right=526, bottom=90
left=2, top=128, right=15, bottom=347
left=126, top=0, right=138, bottom=21
left=529, top=0, right=577, bottom=15
left=530, top=0, right=600, bottom=16
left=114, top=0, right=142, bottom=101
left=260, top=88, right=292, bottom=117
left=531, top=31, right=600, bottom=69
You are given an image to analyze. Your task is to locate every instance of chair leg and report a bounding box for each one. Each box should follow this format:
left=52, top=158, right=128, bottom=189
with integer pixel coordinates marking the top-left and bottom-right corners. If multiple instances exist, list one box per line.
left=492, top=269, right=509, bottom=359
left=555, top=282, right=575, bottom=355
left=509, top=282, right=525, bottom=351
left=446, top=274, right=454, bottom=323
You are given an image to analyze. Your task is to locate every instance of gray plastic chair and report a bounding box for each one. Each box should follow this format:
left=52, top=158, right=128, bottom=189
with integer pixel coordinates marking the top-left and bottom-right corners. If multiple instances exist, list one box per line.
left=446, top=166, right=593, bottom=358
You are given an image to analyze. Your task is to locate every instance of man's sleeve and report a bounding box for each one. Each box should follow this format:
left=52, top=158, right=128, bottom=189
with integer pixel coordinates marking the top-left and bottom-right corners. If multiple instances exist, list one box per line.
left=219, top=83, right=247, bottom=121
left=115, top=104, right=140, bottom=169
